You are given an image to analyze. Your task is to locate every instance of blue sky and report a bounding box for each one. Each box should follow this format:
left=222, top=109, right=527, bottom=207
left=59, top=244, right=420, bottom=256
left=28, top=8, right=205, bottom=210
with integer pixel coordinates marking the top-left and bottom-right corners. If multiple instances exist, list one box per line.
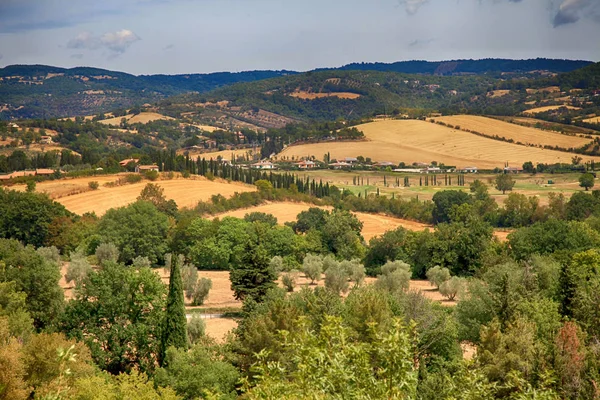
left=0, top=0, right=598, bottom=75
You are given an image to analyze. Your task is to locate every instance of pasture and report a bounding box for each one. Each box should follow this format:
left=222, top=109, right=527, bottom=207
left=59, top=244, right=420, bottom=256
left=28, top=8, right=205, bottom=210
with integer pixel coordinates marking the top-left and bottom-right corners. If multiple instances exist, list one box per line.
left=584, top=116, right=600, bottom=124
left=431, top=115, right=591, bottom=148
left=98, top=112, right=174, bottom=126
left=277, top=119, right=600, bottom=169
left=289, top=91, right=361, bottom=100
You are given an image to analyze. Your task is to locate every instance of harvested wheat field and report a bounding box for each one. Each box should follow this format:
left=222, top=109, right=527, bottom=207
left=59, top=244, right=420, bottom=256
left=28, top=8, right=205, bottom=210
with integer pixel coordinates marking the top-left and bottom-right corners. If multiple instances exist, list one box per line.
left=487, top=90, right=510, bottom=98
left=12, top=174, right=126, bottom=199
left=56, top=177, right=256, bottom=216
left=278, top=120, right=600, bottom=169
left=203, top=318, right=238, bottom=343
left=177, top=148, right=257, bottom=161
left=98, top=112, right=174, bottom=126
left=215, top=201, right=431, bottom=241
left=289, top=91, right=361, bottom=100
left=523, top=105, right=580, bottom=115
left=584, top=116, right=600, bottom=124
left=432, top=115, right=591, bottom=148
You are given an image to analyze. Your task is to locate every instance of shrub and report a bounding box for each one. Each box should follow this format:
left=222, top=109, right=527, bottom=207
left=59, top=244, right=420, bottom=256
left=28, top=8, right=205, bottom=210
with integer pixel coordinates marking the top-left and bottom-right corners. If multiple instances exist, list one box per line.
left=375, top=260, right=412, bottom=295
left=187, top=315, right=206, bottom=345
left=191, top=278, right=212, bottom=306
left=182, top=263, right=198, bottom=299
left=324, top=263, right=350, bottom=295
left=205, top=172, right=215, bottom=181
left=269, top=256, right=284, bottom=274
left=95, top=242, right=119, bottom=266
left=302, top=254, right=323, bottom=284
left=125, top=174, right=142, bottom=184
left=439, top=277, right=466, bottom=300
left=281, top=270, right=299, bottom=292
left=132, top=256, right=151, bottom=268
left=341, top=259, right=366, bottom=286
left=88, top=181, right=99, bottom=190
left=66, top=251, right=93, bottom=285
left=26, top=180, right=36, bottom=192
left=426, top=265, right=451, bottom=289
left=144, top=170, right=159, bottom=181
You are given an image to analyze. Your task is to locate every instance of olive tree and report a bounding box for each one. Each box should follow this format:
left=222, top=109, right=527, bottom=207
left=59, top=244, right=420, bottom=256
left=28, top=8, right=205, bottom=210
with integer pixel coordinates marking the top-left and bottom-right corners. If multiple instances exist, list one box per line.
left=426, top=265, right=451, bottom=289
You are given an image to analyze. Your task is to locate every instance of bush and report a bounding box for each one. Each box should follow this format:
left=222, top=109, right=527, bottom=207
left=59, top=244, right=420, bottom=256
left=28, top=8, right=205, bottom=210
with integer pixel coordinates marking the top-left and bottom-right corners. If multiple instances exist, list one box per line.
left=205, top=172, right=215, bottom=181
left=125, top=174, right=142, bottom=184
left=324, top=263, right=350, bottom=295
left=426, top=265, right=451, bottom=289
left=341, top=259, right=366, bottom=286
left=302, top=254, right=323, bottom=284
left=375, top=260, right=412, bottom=295
left=187, top=315, right=206, bottom=345
left=182, top=263, right=198, bottom=299
left=439, top=277, right=466, bottom=300
left=191, top=278, right=212, bottom=306
left=144, top=170, right=159, bottom=181
left=269, top=256, right=284, bottom=274
left=26, top=180, right=36, bottom=192
left=66, top=251, right=93, bottom=285
left=95, top=242, right=119, bottom=266
left=281, top=270, right=299, bottom=292
left=88, top=181, right=99, bottom=190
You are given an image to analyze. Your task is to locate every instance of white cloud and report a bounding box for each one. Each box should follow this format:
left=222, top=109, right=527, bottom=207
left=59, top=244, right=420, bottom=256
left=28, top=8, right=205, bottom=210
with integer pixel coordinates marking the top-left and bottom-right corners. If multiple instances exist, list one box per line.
left=398, top=0, right=428, bottom=14
left=67, top=29, right=140, bottom=56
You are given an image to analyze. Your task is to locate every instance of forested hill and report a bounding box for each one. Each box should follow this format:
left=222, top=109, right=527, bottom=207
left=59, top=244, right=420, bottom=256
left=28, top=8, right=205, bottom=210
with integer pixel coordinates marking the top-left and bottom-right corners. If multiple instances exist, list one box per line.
left=0, top=58, right=594, bottom=120
left=328, top=58, right=592, bottom=75
left=0, top=65, right=295, bottom=119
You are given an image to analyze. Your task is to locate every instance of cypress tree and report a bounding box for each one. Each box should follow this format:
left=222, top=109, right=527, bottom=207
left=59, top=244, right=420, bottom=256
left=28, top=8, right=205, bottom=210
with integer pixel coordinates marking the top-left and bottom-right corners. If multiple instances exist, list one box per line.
left=159, top=254, right=188, bottom=365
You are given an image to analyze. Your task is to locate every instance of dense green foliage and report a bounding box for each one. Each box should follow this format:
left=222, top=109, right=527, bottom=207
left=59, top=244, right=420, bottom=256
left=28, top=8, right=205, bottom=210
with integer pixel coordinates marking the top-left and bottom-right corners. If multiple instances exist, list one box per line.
left=160, top=254, right=188, bottom=365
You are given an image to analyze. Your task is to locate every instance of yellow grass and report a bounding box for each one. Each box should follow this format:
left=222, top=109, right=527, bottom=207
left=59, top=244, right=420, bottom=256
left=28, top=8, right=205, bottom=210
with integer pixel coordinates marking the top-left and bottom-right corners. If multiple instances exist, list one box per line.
left=177, top=148, right=257, bottom=160
left=12, top=174, right=126, bottom=199
left=215, top=201, right=431, bottom=241
left=289, top=91, right=361, bottom=100
left=584, top=116, right=600, bottom=124
left=433, top=115, right=590, bottom=148
left=54, top=176, right=256, bottom=216
left=278, top=120, right=600, bottom=169
left=524, top=105, right=580, bottom=115
left=98, top=112, right=174, bottom=126
left=487, top=90, right=510, bottom=98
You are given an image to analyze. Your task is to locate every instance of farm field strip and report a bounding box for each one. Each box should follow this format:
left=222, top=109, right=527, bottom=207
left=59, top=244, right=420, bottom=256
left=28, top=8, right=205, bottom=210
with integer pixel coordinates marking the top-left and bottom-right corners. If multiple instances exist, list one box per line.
left=54, top=177, right=256, bottom=216
left=278, top=120, right=600, bottom=169
left=523, top=105, right=580, bottom=114
left=432, top=115, right=591, bottom=148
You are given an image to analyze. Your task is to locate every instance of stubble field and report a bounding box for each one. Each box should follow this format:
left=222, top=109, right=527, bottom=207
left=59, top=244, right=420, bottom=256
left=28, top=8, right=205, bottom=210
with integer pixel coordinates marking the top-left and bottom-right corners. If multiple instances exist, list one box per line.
left=277, top=120, right=600, bottom=169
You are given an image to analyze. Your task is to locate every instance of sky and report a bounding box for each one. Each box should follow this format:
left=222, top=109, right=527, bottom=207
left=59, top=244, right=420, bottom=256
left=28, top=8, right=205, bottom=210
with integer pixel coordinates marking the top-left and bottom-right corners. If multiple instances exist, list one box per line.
left=0, top=0, right=599, bottom=75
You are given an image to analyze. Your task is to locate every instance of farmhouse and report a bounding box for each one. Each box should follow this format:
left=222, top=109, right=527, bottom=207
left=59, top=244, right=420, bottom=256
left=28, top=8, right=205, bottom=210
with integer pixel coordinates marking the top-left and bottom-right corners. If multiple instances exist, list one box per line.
left=119, top=158, right=139, bottom=167
left=504, top=166, right=523, bottom=174
left=251, top=161, right=275, bottom=170
left=394, top=168, right=422, bottom=173
left=35, top=169, right=56, bottom=176
left=329, top=161, right=352, bottom=170
left=40, top=136, right=53, bottom=144
left=344, top=157, right=359, bottom=164
left=423, top=167, right=442, bottom=174
left=136, top=165, right=159, bottom=173
left=374, top=161, right=395, bottom=168
left=296, top=160, right=317, bottom=169
left=461, top=166, right=479, bottom=173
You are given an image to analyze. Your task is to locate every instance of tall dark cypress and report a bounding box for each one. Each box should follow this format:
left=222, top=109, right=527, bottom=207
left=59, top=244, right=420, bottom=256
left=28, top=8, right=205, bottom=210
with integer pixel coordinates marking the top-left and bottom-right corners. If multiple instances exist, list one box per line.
left=159, top=254, right=188, bottom=365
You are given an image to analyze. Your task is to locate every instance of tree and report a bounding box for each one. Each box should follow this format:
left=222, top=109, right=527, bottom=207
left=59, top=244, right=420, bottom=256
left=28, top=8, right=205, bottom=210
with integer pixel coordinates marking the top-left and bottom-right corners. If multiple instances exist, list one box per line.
left=60, top=263, right=165, bottom=375
left=439, top=277, right=466, bottom=300
left=94, top=242, right=119, bottom=266
left=281, top=270, right=299, bottom=292
left=302, top=254, right=323, bottom=284
left=342, top=259, right=366, bottom=286
left=426, top=265, right=450, bottom=289
left=495, top=174, right=515, bottom=194
left=96, top=201, right=169, bottom=265
left=0, top=189, right=71, bottom=248
left=0, top=281, right=33, bottom=340
left=137, top=183, right=178, bottom=217
left=324, top=262, right=350, bottom=295
left=0, top=318, right=29, bottom=400
left=191, top=278, right=212, bottom=306
left=229, top=240, right=277, bottom=302
left=578, top=173, right=595, bottom=191
left=432, top=190, right=471, bottom=224
left=65, top=251, right=93, bottom=286
left=375, top=260, right=412, bottom=295
left=186, top=315, right=205, bottom=345
left=160, top=253, right=188, bottom=365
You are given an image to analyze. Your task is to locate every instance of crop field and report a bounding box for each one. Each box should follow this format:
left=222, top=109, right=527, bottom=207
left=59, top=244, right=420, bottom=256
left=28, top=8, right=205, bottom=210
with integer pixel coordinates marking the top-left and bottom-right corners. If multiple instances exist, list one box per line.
left=277, top=120, right=600, bottom=169
left=98, top=112, right=174, bottom=126
left=177, top=148, right=258, bottom=161
left=431, top=115, right=591, bottom=148
left=215, top=202, right=431, bottom=241
left=494, top=116, right=600, bottom=136
left=523, top=105, right=581, bottom=114
left=487, top=90, right=511, bottom=98
left=40, top=175, right=255, bottom=216
left=289, top=91, right=361, bottom=100
left=584, top=116, right=600, bottom=124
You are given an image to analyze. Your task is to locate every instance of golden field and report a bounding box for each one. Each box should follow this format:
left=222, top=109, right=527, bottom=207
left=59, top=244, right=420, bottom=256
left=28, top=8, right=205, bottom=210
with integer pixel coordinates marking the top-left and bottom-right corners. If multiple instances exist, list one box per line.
left=277, top=119, right=600, bottom=169
left=432, top=115, right=591, bottom=148
left=523, top=105, right=580, bottom=114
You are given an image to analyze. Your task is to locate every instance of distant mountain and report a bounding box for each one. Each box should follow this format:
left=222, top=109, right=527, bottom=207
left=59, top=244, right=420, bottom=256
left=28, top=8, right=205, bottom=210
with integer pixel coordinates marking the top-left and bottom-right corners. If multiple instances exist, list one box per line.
left=330, top=58, right=593, bottom=76
left=0, top=58, right=593, bottom=120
